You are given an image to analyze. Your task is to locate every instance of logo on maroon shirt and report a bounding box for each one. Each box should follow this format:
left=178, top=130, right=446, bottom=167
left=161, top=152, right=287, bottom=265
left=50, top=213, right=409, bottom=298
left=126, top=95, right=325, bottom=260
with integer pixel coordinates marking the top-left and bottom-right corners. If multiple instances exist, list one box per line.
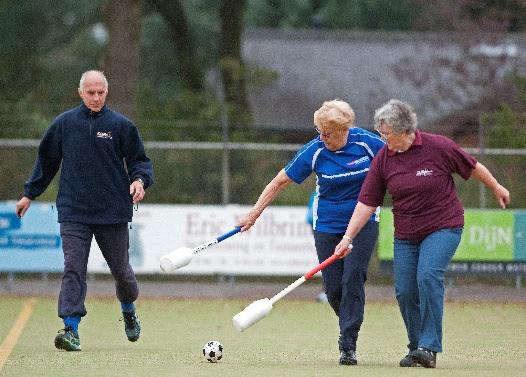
left=416, top=168, right=433, bottom=177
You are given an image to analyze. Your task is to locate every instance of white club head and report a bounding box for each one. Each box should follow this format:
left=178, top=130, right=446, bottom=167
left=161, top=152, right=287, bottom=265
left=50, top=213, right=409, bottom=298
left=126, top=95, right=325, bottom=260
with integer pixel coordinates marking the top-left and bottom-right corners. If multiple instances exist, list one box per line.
left=159, top=247, right=194, bottom=272
left=232, top=298, right=273, bottom=332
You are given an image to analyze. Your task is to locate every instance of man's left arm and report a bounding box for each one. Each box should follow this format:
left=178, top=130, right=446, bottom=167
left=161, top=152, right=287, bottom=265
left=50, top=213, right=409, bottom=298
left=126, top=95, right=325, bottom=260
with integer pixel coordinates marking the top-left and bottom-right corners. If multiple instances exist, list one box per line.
left=123, top=124, right=154, bottom=203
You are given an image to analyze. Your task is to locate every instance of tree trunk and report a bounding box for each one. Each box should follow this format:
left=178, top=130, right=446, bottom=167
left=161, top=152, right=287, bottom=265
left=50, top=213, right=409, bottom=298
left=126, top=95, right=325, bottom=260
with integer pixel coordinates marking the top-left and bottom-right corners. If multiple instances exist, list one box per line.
left=148, top=0, right=203, bottom=91
left=102, top=0, right=142, bottom=120
left=219, top=0, right=251, bottom=129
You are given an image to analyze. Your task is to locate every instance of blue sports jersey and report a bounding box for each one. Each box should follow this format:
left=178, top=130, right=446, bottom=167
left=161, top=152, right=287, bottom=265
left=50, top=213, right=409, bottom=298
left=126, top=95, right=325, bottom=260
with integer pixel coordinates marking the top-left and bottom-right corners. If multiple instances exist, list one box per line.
left=285, top=128, right=385, bottom=233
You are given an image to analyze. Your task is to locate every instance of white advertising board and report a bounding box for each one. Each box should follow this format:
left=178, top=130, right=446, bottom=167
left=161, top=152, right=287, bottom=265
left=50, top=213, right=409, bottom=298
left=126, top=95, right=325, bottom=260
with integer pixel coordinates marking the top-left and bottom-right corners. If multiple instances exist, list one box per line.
left=87, top=204, right=318, bottom=275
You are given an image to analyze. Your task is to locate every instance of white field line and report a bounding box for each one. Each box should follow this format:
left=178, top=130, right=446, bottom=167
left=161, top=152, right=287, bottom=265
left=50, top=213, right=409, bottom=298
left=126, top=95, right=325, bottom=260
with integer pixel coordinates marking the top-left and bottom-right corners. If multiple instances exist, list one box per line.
left=0, top=298, right=37, bottom=370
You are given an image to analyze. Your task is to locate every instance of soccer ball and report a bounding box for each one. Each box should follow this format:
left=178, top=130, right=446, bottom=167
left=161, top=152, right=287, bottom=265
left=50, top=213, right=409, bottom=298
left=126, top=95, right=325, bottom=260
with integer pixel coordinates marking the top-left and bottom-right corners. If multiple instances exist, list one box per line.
left=203, top=340, right=223, bottom=363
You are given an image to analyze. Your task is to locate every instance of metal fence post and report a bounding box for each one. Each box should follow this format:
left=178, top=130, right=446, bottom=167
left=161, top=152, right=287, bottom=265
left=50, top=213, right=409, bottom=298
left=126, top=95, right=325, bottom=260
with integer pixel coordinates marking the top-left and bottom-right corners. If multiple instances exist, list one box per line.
left=478, top=115, right=486, bottom=208
left=216, top=70, right=230, bottom=205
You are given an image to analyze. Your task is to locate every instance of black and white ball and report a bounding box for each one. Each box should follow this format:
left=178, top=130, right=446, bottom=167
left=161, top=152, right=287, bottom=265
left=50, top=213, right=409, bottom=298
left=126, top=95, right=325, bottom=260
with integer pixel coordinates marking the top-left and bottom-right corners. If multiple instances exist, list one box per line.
left=203, top=340, right=223, bottom=363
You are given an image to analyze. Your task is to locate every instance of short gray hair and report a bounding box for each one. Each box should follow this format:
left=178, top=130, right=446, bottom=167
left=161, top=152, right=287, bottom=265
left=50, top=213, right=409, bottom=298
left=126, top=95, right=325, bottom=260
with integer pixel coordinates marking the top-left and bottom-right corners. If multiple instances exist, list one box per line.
left=374, top=99, right=417, bottom=134
left=79, top=70, right=108, bottom=92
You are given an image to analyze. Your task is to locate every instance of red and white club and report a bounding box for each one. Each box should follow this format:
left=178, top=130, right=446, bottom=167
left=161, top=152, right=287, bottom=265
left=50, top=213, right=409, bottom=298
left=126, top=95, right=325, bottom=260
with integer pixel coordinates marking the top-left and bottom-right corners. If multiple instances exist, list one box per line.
left=232, top=253, right=340, bottom=331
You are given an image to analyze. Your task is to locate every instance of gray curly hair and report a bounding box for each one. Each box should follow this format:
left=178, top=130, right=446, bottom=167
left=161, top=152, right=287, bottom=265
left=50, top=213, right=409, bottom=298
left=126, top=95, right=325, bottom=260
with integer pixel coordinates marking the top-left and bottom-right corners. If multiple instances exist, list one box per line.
left=374, top=99, right=417, bottom=134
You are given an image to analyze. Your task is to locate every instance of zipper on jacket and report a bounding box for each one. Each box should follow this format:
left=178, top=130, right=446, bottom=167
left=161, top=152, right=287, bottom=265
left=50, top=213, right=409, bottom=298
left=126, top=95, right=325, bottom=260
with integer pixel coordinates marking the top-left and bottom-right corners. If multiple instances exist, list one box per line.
left=89, top=111, right=94, bottom=146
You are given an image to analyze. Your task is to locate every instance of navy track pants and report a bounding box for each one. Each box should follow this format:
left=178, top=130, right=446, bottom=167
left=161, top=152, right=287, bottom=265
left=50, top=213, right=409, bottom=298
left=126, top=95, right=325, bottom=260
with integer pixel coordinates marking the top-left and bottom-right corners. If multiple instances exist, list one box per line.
left=58, top=222, right=138, bottom=318
left=314, top=220, right=378, bottom=352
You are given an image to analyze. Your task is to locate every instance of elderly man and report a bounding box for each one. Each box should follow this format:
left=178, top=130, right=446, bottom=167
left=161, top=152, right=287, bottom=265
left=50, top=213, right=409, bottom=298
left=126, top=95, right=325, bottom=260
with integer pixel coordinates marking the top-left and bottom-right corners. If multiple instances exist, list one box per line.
left=16, top=70, right=154, bottom=351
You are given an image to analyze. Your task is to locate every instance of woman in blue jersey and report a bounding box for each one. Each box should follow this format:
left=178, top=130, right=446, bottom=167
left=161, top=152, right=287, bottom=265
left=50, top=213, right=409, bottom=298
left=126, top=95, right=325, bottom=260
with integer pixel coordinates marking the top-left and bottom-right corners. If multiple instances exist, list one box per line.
left=237, top=99, right=385, bottom=365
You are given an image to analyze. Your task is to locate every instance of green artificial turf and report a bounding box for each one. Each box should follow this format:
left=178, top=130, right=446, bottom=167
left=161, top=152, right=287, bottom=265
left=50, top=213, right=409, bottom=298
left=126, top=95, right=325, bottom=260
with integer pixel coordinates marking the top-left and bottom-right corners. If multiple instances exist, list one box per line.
left=0, top=297, right=524, bottom=377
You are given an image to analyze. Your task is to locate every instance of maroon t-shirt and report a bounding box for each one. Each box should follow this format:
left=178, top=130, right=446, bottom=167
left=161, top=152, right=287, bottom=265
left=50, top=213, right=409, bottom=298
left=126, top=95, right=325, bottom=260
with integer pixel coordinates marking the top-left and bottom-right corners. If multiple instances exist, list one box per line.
left=358, top=130, right=477, bottom=240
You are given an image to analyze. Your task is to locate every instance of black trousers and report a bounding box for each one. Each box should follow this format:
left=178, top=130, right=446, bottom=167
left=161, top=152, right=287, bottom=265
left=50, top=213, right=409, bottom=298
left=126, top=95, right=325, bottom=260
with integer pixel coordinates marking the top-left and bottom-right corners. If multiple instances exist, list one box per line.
left=58, top=222, right=138, bottom=318
left=314, top=221, right=379, bottom=352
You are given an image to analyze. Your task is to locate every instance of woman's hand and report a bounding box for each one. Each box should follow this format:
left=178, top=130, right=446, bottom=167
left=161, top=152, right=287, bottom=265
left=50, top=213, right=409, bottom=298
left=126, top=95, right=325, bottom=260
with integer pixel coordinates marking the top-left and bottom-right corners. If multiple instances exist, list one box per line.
left=493, top=184, right=510, bottom=209
left=334, top=237, right=353, bottom=258
left=236, top=213, right=258, bottom=232
left=471, top=163, right=511, bottom=209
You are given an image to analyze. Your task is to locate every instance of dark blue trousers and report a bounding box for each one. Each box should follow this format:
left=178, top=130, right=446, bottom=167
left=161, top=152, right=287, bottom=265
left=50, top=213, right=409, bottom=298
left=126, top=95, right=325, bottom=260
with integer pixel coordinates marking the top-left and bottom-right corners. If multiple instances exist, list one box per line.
left=58, top=222, right=138, bottom=318
left=314, top=221, right=378, bottom=352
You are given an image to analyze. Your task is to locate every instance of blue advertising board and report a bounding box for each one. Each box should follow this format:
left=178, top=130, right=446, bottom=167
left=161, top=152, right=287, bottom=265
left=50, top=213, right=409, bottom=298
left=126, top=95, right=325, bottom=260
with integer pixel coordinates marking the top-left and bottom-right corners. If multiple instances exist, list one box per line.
left=0, top=201, right=63, bottom=272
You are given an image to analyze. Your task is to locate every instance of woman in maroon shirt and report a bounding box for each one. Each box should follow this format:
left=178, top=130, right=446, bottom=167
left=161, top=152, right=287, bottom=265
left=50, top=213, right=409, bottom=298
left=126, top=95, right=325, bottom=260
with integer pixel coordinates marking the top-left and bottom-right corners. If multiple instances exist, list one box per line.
left=334, top=99, right=510, bottom=368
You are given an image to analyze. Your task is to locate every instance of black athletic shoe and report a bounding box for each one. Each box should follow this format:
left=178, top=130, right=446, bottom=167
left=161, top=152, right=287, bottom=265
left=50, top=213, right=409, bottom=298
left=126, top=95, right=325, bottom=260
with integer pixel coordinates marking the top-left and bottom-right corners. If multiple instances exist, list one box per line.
left=411, top=347, right=437, bottom=368
left=54, top=326, right=81, bottom=351
left=399, top=352, right=419, bottom=367
left=339, top=350, right=357, bottom=365
left=121, top=311, right=141, bottom=342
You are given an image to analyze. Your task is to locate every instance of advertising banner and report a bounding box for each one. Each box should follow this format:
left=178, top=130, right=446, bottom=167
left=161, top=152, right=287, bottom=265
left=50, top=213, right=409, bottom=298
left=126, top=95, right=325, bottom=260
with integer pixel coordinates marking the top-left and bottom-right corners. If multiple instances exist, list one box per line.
left=0, top=201, right=62, bottom=272
left=3, top=201, right=523, bottom=275
left=0, top=202, right=318, bottom=275
left=89, top=204, right=319, bottom=275
left=378, top=208, right=523, bottom=262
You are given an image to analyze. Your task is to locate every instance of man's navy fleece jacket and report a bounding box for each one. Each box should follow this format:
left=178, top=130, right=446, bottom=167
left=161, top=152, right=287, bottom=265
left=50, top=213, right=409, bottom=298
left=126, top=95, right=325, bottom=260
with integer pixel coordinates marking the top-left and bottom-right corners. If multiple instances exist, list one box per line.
left=24, top=103, right=154, bottom=224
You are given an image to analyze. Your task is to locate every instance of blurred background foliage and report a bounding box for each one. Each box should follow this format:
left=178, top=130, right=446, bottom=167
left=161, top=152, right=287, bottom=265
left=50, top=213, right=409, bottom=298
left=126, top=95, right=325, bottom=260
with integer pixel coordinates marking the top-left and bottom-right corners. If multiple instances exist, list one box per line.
left=1, top=0, right=525, bottom=207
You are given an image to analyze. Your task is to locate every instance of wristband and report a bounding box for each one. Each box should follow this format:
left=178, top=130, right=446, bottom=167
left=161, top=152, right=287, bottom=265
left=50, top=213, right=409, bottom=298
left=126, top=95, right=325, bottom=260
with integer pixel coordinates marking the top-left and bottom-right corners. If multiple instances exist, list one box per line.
left=342, top=235, right=352, bottom=242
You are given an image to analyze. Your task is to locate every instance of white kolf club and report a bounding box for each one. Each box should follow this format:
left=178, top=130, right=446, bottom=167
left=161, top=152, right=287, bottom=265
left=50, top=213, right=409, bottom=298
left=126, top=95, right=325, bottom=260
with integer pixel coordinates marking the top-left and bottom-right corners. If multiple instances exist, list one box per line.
left=232, top=253, right=339, bottom=331
left=159, top=227, right=241, bottom=272
left=158, top=226, right=340, bottom=332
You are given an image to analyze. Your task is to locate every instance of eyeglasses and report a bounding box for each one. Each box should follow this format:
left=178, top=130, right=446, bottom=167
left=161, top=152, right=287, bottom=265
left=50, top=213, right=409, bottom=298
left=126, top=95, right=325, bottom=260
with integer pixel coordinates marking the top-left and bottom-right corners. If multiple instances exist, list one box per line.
left=314, top=126, right=334, bottom=138
left=377, top=130, right=392, bottom=140
left=377, top=129, right=402, bottom=140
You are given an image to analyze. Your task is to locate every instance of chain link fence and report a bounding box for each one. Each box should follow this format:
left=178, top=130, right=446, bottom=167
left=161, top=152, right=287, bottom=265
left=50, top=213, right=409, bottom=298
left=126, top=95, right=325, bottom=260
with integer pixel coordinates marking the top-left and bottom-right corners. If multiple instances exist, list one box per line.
left=1, top=139, right=524, bottom=208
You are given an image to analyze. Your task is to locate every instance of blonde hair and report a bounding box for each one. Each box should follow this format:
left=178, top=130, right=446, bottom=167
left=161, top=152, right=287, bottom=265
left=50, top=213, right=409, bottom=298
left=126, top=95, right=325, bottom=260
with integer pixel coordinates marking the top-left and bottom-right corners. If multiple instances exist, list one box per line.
left=313, top=99, right=355, bottom=131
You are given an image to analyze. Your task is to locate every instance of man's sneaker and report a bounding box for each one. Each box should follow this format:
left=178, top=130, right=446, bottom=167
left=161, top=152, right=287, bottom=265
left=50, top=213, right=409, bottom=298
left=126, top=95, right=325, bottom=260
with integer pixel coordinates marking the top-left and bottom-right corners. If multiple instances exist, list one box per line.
left=54, top=326, right=81, bottom=351
left=399, top=352, right=419, bottom=367
left=411, top=347, right=437, bottom=368
left=339, top=350, right=357, bottom=365
left=122, top=311, right=141, bottom=342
